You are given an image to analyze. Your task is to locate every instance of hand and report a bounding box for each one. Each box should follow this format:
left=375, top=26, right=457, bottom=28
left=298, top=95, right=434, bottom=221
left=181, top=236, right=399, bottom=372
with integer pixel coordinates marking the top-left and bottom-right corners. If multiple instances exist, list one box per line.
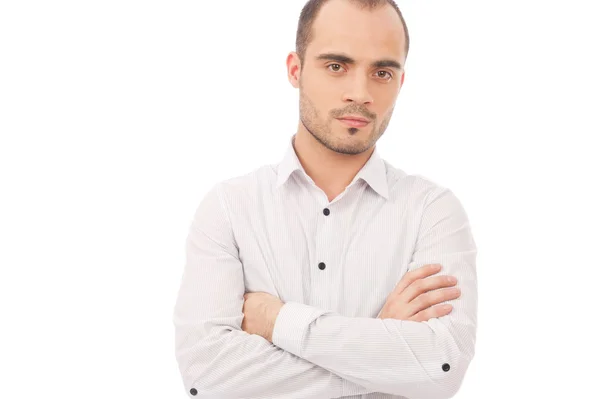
left=377, top=263, right=461, bottom=322
left=241, top=291, right=284, bottom=343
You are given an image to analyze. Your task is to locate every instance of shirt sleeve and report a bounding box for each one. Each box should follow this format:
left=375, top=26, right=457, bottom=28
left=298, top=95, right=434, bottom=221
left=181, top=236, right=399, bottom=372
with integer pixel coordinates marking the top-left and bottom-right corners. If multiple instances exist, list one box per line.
left=172, top=182, right=375, bottom=398
left=271, top=187, right=478, bottom=399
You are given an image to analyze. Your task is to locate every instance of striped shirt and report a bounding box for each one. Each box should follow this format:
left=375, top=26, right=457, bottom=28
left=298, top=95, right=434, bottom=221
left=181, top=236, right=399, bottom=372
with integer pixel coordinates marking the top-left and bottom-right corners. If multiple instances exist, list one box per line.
left=172, top=133, right=478, bottom=398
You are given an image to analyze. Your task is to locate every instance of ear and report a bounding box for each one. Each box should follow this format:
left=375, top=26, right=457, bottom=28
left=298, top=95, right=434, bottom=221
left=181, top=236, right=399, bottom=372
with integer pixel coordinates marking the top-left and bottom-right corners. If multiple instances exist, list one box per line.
left=400, top=70, right=405, bottom=86
left=286, top=52, right=301, bottom=89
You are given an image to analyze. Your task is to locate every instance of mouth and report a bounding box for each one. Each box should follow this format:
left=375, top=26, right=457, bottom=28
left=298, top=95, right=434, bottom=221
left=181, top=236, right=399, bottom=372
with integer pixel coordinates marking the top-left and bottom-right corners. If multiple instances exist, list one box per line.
left=336, top=117, right=371, bottom=128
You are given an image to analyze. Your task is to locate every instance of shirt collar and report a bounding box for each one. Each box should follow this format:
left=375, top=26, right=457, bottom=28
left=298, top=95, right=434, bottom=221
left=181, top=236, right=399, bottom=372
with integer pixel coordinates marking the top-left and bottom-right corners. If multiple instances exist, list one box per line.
left=276, top=134, right=390, bottom=200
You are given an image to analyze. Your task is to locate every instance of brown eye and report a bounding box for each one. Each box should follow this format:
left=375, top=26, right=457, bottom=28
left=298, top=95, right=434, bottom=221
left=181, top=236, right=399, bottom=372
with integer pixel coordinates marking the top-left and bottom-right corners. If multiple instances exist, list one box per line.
left=377, top=71, right=392, bottom=80
left=328, top=64, right=343, bottom=72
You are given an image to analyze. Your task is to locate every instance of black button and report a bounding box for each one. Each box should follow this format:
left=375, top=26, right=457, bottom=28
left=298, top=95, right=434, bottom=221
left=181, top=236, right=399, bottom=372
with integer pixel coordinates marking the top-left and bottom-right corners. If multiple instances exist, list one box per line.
left=323, top=208, right=330, bottom=216
left=442, top=363, right=450, bottom=372
left=318, top=262, right=326, bottom=270
left=190, top=388, right=198, bottom=395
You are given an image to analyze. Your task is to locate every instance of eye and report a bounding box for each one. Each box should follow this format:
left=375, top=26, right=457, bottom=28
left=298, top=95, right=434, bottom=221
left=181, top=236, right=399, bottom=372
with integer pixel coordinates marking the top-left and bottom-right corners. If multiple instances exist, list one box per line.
left=327, top=63, right=345, bottom=73
left=375, top=70, right=393, bottom=81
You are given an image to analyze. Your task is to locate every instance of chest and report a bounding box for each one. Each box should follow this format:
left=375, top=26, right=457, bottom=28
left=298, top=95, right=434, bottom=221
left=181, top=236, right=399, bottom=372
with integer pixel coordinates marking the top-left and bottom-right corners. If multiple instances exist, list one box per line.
left=231, top=184, right=421, bottom=317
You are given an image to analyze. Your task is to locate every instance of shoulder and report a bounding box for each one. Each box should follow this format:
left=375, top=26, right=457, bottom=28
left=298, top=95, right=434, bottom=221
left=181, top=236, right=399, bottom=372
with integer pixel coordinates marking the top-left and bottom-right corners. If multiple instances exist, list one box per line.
left=383, top=159, right=450, bottom=204
left=212, top=163, right=277, bottom=204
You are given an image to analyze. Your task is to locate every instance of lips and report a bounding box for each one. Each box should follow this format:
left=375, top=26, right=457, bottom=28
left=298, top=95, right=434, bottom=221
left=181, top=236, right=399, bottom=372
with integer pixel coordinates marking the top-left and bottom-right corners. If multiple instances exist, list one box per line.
left=339, top=115, right=369, bottom=122
left=337, top=117, right=370, bottom=128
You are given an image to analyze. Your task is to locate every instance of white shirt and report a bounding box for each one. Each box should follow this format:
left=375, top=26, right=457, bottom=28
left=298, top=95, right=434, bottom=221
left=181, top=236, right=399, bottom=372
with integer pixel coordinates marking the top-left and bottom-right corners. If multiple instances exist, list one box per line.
left=172, top=134, right=478, bottom=399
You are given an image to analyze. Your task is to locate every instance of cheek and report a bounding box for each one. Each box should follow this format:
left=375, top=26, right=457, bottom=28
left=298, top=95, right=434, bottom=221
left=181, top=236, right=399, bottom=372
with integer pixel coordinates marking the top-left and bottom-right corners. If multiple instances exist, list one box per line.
left=305, top=88, right=334, bottom=117
left=304, top=72, right=336, bottom=96
left=373, top=83, right=397, bottom=101
left=374, top=90, right=398, bottom=113
left=312, top=80, right=336, bottom=103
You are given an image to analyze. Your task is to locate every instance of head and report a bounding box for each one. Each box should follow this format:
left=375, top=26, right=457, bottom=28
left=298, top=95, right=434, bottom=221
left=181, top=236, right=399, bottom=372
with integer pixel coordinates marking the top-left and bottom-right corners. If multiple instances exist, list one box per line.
left=287, top=0, right=409, bottom=155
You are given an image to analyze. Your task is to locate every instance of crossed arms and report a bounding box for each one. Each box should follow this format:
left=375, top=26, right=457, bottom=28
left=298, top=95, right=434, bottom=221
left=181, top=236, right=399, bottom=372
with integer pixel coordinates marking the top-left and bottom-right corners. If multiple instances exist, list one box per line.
left=172, top=183, right=478, bottom=399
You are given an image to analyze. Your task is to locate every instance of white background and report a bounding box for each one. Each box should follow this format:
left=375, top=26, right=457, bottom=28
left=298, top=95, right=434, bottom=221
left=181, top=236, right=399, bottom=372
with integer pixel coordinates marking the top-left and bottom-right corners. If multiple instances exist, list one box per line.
left=1, top=0, right=599, bottom=397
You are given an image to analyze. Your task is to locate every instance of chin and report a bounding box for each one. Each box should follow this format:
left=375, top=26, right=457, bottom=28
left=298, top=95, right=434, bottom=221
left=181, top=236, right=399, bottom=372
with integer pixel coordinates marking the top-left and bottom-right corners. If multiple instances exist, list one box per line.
left=340, top=127, right=366, bottom=137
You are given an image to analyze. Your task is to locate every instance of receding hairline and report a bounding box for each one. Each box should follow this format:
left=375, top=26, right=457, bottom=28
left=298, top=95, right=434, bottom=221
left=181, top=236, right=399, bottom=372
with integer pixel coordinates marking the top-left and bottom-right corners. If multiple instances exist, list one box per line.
left=295, top=0, right=410, bottom=65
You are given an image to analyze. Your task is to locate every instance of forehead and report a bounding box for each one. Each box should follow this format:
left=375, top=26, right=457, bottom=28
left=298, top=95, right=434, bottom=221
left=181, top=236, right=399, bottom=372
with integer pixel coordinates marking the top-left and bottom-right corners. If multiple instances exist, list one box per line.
left=308, top=0, right=406, bottom=62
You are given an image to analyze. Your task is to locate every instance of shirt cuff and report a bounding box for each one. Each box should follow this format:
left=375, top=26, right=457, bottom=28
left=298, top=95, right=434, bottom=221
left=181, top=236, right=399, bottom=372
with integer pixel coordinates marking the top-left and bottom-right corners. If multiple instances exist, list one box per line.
left=271, top=301, right=329, bottom=356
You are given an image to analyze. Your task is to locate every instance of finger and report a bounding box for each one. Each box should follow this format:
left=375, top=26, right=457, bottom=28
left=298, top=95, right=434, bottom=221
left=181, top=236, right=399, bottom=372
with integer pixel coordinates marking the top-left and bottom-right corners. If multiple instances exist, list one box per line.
left=392, top=263, right=442, bottom=295
left=406, top=287, right=461, bottom=316
left=409, top=304, right=453, bottom=322
left=401, top=274, right=457, bottom=303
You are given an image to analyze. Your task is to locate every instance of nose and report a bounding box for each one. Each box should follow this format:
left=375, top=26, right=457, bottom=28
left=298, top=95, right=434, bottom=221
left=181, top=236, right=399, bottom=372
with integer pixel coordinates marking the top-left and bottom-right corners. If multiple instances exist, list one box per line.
left=342, top=74, right=373, bottom=105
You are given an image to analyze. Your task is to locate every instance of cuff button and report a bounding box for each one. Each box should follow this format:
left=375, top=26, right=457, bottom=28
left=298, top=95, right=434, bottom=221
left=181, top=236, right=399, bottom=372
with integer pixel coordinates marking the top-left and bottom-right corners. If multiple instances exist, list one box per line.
left=442, top=363, right=450, bottom=372
left=190, top=388, right=198, bottom=395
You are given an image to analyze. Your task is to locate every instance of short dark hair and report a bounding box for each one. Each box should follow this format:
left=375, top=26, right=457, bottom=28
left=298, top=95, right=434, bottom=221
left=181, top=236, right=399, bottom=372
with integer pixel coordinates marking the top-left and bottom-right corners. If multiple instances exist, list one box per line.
left=295, top=0, right=410, bottom=66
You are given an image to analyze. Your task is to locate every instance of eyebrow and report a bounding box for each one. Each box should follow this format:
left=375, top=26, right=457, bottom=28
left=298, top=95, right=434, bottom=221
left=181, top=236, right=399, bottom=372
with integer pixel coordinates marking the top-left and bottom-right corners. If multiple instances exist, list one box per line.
left=315, top=52, right=403, bottom=70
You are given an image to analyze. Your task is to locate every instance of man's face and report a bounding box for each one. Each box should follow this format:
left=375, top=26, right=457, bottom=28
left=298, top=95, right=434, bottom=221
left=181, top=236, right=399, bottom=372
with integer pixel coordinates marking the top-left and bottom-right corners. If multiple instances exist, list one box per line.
left=292, top=0, right=406, bottom=155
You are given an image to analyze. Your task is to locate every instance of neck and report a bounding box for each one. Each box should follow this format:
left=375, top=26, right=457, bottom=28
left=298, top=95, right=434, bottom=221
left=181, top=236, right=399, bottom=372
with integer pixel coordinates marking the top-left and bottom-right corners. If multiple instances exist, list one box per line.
left=292, top=124, right=374, bottom=197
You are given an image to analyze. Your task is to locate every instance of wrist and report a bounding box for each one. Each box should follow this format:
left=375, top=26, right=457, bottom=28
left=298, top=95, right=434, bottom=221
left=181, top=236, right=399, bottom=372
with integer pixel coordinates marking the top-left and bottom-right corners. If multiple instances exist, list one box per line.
left=266, top=301, right=284, bottom=342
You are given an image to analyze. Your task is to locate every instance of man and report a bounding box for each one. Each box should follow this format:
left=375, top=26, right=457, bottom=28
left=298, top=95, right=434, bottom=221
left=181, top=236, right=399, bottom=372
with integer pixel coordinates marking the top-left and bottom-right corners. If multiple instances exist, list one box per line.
left=172, top=0, right=478, bottom=398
